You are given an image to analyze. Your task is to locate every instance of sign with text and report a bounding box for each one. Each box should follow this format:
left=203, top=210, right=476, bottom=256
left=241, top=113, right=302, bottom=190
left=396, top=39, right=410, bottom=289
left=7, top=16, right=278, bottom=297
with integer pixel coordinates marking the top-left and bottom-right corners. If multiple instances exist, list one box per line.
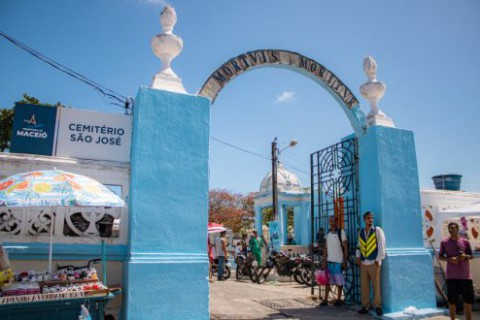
left=0, top=291, right=107, bottom=304
left=55, top=108, right=132, bottom=162
left=10, top=103, right=58, bottom=156
left=199, top=49, right=359, bottom=108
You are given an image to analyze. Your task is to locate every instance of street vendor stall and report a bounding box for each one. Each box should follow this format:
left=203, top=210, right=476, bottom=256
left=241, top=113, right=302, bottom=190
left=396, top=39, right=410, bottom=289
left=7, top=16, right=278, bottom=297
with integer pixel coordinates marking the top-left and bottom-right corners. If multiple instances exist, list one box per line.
left=0, top=170, right=125, bottom=319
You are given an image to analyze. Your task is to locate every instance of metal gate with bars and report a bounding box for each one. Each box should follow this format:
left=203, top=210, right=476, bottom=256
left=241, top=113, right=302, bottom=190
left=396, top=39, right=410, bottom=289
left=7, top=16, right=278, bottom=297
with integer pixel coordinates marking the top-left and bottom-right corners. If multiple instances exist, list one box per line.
left=310, top=137, right=360, bottom=303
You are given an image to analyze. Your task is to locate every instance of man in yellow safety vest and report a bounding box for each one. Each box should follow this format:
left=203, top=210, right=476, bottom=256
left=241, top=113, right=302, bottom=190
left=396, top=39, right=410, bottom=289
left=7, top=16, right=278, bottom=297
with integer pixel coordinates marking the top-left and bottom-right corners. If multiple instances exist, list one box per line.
left=356, top=211, right=386, bottom=316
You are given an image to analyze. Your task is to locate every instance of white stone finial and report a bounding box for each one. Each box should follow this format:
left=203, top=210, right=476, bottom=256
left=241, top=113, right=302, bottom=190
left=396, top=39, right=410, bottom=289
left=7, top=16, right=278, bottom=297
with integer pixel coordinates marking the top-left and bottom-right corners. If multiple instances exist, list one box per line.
left=160, top=5, right=177, bottom=34
left=359, top=56, right=394, bottom=127
left=150, top=5, right=187, bottom=93
left=363, top=56, right=377, bottom=81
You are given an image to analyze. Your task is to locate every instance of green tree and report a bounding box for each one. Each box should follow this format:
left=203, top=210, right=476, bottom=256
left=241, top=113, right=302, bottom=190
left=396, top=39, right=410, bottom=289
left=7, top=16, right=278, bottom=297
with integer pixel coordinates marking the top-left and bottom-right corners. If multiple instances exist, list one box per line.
left=208, top=189, right=255, bottom=233
left=17, top=93, right=40, bottom=105
left=16, top=93, right=55, bottom=107
left=262, top=206, right=294, bottom=233
left=262, top=207, right=273, bottom=226
left=0, top=108, right=14, bottom=151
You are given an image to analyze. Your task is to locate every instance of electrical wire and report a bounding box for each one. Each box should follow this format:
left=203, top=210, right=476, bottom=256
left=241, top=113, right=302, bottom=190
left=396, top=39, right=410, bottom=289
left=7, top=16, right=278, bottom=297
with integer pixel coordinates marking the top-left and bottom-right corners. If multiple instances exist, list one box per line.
left=210, top=136, right=310, bottom=178
left=0, top=29, right=132, bottom=112
left=211, top=136, right=270, bottom=160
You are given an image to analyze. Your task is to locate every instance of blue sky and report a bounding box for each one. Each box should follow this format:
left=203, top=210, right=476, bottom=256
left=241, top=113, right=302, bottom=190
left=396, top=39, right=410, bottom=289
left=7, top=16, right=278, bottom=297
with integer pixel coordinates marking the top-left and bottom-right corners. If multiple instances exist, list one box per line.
left=1, top=0, right=479, bottom=194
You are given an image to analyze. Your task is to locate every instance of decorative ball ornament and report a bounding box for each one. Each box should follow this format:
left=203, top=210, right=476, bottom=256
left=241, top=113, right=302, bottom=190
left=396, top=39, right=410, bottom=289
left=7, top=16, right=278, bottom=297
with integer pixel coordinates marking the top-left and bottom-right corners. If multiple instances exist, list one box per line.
left=359, top=56, right=394, bottom=127
left=150, top=5, right=187, bottom=93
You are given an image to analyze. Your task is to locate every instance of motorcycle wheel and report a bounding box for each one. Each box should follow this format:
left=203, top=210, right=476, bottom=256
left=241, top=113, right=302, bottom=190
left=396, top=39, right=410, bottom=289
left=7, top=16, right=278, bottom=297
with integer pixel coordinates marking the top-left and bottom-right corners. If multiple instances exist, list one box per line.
left=257, top=267, right=271, bottom=284
left=236, top=266, right=244, bottom=280
left=294, top=268, right=304, bottom=285
left=224, top=266, right=231, bottom=279
left=248, top=266, right=257, bottom=282
left=301, top=268, right=311, bottom=286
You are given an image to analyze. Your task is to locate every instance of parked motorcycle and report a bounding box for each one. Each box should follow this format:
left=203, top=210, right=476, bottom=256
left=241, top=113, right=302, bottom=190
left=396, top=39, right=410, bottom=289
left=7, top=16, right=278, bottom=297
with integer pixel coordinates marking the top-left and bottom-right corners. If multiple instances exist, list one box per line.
left=210, top=258, right=231, bottom=280
left=297, top=253, right=322, bottom=286
left=257, top=247, right=302, bottom=284
left=235, top=251, right=258, bottom=282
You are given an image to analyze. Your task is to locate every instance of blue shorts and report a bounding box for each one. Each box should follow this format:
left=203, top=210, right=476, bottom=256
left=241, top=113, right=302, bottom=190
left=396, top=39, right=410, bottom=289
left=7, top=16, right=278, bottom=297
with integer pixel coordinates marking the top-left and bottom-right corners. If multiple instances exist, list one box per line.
left=327, top=262, right=345, bottom=286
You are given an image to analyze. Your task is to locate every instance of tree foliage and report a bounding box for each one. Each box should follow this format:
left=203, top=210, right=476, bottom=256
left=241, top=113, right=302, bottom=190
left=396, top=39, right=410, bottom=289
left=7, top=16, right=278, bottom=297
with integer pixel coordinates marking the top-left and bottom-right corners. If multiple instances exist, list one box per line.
left=16, top=93, right=56, bottom=107
left=17, top=93, right=41, bottom=105
left=0, top=108, right=14, bottom=151
left=209, top=189, right=255, bottom=233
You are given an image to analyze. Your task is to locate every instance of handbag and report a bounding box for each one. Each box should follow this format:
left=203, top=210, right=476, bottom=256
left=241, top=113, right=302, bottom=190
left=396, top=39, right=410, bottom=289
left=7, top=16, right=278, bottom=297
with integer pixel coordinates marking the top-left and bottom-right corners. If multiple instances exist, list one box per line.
left=315, top=268, right=330, bottom=286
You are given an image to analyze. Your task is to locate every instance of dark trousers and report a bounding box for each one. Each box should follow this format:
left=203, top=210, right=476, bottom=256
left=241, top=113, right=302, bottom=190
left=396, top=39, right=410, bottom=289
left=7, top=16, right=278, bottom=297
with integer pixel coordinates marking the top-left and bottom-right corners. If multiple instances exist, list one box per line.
left=217, top=256, right=225, bottom=280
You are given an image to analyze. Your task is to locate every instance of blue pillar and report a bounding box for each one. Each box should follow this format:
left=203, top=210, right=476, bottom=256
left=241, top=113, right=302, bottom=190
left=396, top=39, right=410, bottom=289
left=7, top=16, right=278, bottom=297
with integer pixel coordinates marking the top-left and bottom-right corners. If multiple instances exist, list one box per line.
left=125, top=87, right=210, bottom=319
left=301, top=203, right=311, bottom=246
left=279, top=204, right=288, bottom=245
left=254, top=206, right=263, bottom=235
left=293, top=206, right=301, bottom=245
left=358, top=126, right=438, bottom=314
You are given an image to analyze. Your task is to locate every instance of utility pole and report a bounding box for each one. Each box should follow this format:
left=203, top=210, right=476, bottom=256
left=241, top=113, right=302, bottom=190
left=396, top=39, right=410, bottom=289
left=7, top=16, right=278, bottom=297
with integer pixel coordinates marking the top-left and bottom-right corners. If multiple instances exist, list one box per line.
left=271, top=137, right=297, bottom=221
left=271, top=137, right=279, bottom=221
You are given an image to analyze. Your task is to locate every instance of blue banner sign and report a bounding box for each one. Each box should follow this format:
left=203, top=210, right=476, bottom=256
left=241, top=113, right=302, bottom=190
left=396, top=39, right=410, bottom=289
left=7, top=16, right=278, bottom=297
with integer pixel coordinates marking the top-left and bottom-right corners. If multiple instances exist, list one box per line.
left=269, top=221, right=281, bottom=252
left=10, top=103, right=58, bottom=156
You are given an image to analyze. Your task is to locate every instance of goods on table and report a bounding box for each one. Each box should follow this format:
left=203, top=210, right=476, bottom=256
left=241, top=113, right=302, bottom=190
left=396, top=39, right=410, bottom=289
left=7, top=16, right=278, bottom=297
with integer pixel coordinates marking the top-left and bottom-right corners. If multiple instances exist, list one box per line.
left=0, top=244, right=14, bottom=288
left=0, top=263, right=110, bottom=304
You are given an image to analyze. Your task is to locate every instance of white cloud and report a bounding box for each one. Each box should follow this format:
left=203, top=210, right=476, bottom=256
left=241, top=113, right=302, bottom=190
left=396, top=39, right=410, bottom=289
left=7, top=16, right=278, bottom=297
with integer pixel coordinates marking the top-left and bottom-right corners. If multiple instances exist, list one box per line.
left=138, top=0, right=169, bottom=6
left=275, top=91, right=296, bottom=104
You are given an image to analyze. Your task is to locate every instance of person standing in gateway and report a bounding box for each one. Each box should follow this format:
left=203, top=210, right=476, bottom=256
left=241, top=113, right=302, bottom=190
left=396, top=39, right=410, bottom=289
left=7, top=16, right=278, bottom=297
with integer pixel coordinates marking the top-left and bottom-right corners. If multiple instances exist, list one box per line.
left=249, top=230, right=265, bottom=266
left=356, top=211, right=386, bottom=316
left=439, top=221, right=475, bottom=320
left=319, top=215, right=348, bottom=306
left=215, top=231, right=228, bottom=281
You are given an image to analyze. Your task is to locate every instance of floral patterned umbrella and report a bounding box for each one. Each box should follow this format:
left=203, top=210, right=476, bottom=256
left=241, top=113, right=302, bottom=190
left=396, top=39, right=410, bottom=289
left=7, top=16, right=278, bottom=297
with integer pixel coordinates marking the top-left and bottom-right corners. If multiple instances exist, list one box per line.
left=0, top=169, right=124, bottom=207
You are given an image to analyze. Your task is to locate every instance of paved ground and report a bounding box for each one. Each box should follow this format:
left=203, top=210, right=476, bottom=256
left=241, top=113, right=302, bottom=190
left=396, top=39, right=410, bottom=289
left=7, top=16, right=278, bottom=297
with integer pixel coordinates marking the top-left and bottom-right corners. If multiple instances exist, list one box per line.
left=209, top=276, right=480, bottom=320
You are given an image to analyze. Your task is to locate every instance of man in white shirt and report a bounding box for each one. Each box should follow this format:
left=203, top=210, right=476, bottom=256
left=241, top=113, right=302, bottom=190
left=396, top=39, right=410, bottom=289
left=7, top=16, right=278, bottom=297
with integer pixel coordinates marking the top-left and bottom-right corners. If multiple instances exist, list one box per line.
left=215, top=231, right=228, bottom=281
left=356, top=211, right=386, bottom=316
left=319, top=215, right=348, bottom=307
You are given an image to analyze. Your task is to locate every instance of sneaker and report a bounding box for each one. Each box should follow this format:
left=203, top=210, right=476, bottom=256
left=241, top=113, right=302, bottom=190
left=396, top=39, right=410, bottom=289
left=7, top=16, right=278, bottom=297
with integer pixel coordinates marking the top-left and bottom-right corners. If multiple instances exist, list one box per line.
left=358, top=307, right=370, bottom=314
left=333, top=300, right=342, bottom=307
left=318, top=300, right=328, bottom=307
left=376, top=308, right=383, bottom=316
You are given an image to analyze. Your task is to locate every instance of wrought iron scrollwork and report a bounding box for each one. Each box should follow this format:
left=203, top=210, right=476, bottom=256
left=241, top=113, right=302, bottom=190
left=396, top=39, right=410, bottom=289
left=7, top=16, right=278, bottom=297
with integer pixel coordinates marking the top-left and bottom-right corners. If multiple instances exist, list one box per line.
left=311, top=138, right=360, bottom=303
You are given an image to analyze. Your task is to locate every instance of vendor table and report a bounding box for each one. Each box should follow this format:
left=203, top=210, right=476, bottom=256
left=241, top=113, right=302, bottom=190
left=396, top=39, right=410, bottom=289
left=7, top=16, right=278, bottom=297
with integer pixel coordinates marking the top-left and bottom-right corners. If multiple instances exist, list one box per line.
left=0, top=292, right=115, bottom=320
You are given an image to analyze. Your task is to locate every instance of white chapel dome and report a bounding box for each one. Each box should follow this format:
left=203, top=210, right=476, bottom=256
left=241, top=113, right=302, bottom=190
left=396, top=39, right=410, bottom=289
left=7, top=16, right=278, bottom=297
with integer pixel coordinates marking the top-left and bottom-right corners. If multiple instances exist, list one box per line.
left=259, top=163, right=303, bottom=193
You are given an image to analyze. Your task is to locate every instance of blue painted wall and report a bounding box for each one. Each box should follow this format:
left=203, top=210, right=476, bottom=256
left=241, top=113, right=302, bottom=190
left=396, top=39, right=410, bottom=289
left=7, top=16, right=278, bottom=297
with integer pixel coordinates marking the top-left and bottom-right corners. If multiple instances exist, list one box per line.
left=4, top=242, right=126, bottom=261
left=125, top=87, right=210, bottom=319
left=358, top=125, right=436, bottom=313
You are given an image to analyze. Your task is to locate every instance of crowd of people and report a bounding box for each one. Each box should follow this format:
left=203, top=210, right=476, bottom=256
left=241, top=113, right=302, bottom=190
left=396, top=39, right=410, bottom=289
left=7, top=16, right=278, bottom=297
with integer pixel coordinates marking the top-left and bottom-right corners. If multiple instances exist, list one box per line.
left=208, top=210, right=476, bottom=319
left=209, top=229, right=269, bottom=282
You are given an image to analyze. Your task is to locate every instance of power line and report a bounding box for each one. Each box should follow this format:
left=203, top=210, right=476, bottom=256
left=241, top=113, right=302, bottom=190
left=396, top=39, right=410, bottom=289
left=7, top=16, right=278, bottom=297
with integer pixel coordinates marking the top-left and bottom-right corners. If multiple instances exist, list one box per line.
left=0, top=29, right=132, bottom=112
left=211, top=136, right=270, bottom=160
left=281, top=162, right=310, bottom=177
left=210, top=136, right=310, bottom=177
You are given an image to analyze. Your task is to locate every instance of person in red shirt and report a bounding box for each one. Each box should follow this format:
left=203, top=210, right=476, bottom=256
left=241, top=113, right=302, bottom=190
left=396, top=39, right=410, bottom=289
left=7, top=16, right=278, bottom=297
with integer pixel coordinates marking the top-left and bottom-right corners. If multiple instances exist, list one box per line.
left=439, top=221, right=475, bottom=320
